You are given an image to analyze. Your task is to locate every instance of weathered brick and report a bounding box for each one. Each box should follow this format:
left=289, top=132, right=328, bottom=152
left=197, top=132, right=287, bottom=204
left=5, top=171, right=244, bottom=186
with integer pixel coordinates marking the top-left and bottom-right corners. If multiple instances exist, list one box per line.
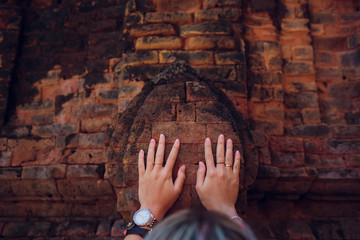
left=98, top=90, right=119, bottom=100
left=196, top=101, right=232, bottom=123
left=0, top=137, right=6, bottom=151
left=293, top=46, right=313, bottom=60
left=345, top=112, right=360, bottom=124
left=22, top=164, right=66, bottom=179
left=314, top=51, right=335, bottom=64
left=0, top=180, right=14, bottom=197
left=195, top=66, right=236, bottom=82
left=301, top=108, right=320, bottom=122
left=186, top=36, right=235, bottom=50
left=0, top=151, right=11, bottom=167
left=340, top=48, right=360, bottom=67
left=305, top=155, right=344, bottom=167
left=129, top=23, right=176, bottom=37
left=67, top=164, right=104, bottom=178
left=81, top=117, right=114, bottom=133
left=146, top=82, right=185, bottom=103
left=51, top=221, right=97, bottom=237
left=177, top=103, right=196, bottom=121
left=325, top=139, right=360, bottom=154
left=96, top=219, right=112, bottom=236
left=281, top=19, right=309, bottom=31
left=124, top=12, right=144, bottom=27
left=152, top=122, right=206, bottom=144
left=135, top=36, right=182, bottom=50
left=145, top=12, right=192, bottom=25
left=195, top=8, right=241, bottom=22
left=317, top=168, right=359, bottom=180
left=203, top=0, right=241, bottom=9
left=249, top=102, right=284, bottom=120
left=284, top=92, right=318, bottom=109
left=271, top=151, right=305, bottom=167
left=159, top=50, right=213, bottom=65
left=313, top=37, right=348, bottom=51
left=180, top=21, right=232, bottom=37
left=31, top=123, right=78, bottom=137
left=310, top=221, right=343, bottom=240
left=114, top=51, right=158, bottom=72
left=11, top=179, right=60, bottom=197
left=134, top=102, right=176, bottom=122
left=78, top=133, right=105, bottom=148
left=269, top=136, right=303, bottom=152
left=328, top=81, right=360, bottom=98
left=186, top=81, right=217, bottom=102
left=2, top=222, right=52, bottom=237
left=286, top=124, right=330, bottom=137
left=215, top=51, right=245, bottom=65
left=283, top=61, right=314, bottom=75
left=0, top=167, right=21, bottom=180
left=0, top=126, right=30, bottom=138
left=30, top=113, right=55, bottom=125
left=206, top=123, right=241, bottom=143
left=88, top=31, right=122, bottom=45
left=111, top=219, right=126, bottom=237
left=251, top=120, right=284, bottom=135
left=57, top=179, right=114, bottom=200
left=333, top=125, right=360, bottom=138
left=55, top=134, right=78, bottom=148
left=341, top=220, right=360, bottom=240
left=287, top=220, right=316, bottom=240
left=311, top=13, right=336, bottom=24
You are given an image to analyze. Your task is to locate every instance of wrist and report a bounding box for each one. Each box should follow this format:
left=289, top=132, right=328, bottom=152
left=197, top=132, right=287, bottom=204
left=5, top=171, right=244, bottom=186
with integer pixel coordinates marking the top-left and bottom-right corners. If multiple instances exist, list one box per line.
left=139, top=206, right=165, bottom=221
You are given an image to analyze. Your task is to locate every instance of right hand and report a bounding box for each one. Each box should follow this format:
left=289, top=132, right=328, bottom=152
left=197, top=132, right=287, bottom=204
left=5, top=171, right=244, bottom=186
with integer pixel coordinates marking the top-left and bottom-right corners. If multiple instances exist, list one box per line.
left=195, top=134, right=241, bottom=218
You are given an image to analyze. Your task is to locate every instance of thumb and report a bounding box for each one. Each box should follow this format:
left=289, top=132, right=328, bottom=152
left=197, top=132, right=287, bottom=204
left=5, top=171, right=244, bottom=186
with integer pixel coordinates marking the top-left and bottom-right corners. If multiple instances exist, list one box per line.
left=174, top=165, right=186, bottom=193
left=196, top=161, right=206, bottom=187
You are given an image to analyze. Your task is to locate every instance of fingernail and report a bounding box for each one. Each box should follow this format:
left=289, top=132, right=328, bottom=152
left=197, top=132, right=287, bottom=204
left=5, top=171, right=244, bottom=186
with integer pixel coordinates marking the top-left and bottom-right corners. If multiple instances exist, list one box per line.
left=180, top=165, right=186, bottom=172
left=140, top=149, right=144, bottom=153
left=175, top=139, right=180, bottom=144
left=205, top=138, right=210, bottom=143
left=198, top=161, right=205, bottom=169
left=160, top=134, right=164, bottom=138
left=227, top=139, right=232, bottom=144
left=151, top=139, right=155, bottom=144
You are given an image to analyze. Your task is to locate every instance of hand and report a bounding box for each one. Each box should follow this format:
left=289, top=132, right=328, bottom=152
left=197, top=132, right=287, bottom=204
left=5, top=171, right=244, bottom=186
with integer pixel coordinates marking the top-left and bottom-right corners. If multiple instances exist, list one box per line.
left=196, top=134, right=241, bottom=218
left=138, top=134, right=186, bottom=221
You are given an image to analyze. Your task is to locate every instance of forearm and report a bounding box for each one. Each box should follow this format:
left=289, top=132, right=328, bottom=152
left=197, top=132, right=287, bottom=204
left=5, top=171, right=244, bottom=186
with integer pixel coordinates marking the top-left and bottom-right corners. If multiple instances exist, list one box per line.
left=124, top=234, right=143, bottom=240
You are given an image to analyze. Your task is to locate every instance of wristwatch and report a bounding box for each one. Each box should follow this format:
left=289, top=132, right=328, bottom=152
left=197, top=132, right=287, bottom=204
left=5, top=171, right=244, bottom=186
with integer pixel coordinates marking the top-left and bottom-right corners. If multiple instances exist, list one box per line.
left=125, top=209, right=158, bottom=237
left=133, top=208, right=158, bottom=229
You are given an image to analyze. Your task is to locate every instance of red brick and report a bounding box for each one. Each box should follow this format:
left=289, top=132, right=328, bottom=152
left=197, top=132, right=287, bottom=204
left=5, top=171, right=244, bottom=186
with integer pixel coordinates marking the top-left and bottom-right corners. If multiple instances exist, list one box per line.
left=136, top=36, right=182, bottom=50
left=215, top=51, right=245, bottom=65
left=134, top=102, right=176, bottom=122
left=114, top=51, right=158, bottom=72
left=205, top=123, right=241, bottom=143
left=129, top=23, right=176, bottom=37
left=203, top=0, right=242, bottom=9
left=186, top=36, right=235, bottom=50
left=248, top=102, right=284, bottom=120
left=251, top=120, right=284, bottom=135
left=10, top=139, right=54, bottom=166
left=180, top=21, right=232, bottom=38
left=22, top=164, right=66, bottom=179
left=96, top=219, right=112, bottom=236
left=71, top=200, right=116, bottom=217
left=57, top=179, right=114, bottom=201
left=116, top=186, right=139, bottom=219
left=270, top=151, right=305, bottom=167
left=258, top=147, right=271, bottom=165
left=78, top=133, right=105, bottom=148
left=152, top=122, right=206, bottom=144
left=65, top=149, right=105, bottom=164
left=195, top=8, right=241, bottom=22
left=0, top=180, right=14, bottom=197
left=67, top=164, right=103, bottom=178
left=0, top=137, right=7, bottom=151
left=81, top=117, right=114, bottom=133
left=159, top=50, right=214, bottom=65
left=177, top=103, right=196, bottom=122
left=11, top=179, right=60, bottom=198
left=0, top=151, right=11, bottom=167
left=52, top=221, right=97, bottom=237
left=313, top=37, right=348, bottom=51
left=145, top=12, right=192, bottom=25
left=269, top=136, right=304, bottom=152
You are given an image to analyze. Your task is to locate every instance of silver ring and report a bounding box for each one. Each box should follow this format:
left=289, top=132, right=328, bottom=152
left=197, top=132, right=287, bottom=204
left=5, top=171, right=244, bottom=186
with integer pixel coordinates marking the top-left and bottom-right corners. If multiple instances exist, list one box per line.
left=217, top=161, right=225, bottom=164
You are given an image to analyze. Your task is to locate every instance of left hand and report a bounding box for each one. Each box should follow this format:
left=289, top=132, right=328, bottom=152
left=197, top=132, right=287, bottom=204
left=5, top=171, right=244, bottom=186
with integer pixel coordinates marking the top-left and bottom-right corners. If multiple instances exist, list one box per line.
left=138, top=134, right=186, bottom=221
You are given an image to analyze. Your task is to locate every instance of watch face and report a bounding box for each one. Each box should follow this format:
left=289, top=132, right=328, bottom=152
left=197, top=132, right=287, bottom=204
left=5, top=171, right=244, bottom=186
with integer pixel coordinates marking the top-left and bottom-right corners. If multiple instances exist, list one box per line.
left=133, top=209, right=151, bottom=226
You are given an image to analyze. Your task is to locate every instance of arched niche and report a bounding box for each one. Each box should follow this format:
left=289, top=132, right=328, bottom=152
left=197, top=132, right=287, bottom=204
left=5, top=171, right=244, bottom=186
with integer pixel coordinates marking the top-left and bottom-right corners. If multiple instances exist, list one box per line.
left=106, top=63, right=258, bottom=221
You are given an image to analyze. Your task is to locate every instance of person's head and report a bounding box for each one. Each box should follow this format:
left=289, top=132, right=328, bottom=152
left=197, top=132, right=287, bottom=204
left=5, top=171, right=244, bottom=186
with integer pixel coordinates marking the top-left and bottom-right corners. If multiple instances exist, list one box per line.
left=145, top=209, right=257, bottom=240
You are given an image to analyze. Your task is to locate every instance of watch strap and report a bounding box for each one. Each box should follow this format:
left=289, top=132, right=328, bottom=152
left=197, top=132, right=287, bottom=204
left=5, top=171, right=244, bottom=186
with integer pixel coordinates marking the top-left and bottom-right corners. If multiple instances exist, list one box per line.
left=124, top=221, right=150, bottom=237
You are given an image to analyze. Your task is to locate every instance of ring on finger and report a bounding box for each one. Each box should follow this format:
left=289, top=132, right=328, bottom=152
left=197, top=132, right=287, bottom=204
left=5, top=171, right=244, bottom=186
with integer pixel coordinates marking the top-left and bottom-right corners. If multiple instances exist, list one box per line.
left=154, top=161, right=162, bottom=165
left=217, top=161, right=225, bottom=164
left=225, top=164, right=232, bottom=167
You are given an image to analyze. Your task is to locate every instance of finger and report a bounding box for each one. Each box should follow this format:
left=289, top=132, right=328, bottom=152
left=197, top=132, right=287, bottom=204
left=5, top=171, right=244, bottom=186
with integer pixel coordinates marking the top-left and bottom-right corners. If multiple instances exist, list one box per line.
left=174, top=165, right=186, bottom=193
left=154, top=134, right=165, bottom=168
left=146, top=139, right=156, bottom=172
left=216, top=134, right=225, bottom=169
left=164, top=139, right=180, bottom=173
left=196, top=161, right=206, bottom=187
left=204, top=138, right=215, bottom=170
left=225, top=139, right=233, bottom=171
left=233, top=150, right=241, bottom=176
left=138, top=149, right=145, bottom=177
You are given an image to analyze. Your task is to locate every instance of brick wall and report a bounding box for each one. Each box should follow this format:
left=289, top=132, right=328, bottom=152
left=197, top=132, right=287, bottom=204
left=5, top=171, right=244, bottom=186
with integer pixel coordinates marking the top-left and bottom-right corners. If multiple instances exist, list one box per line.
left=0, top=0, right=359, bottom=239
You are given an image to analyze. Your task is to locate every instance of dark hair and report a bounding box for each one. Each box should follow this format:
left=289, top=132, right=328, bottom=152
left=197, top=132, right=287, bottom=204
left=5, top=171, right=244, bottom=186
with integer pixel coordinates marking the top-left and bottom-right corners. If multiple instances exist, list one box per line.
left=145, top=210, right=257, bottom=240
